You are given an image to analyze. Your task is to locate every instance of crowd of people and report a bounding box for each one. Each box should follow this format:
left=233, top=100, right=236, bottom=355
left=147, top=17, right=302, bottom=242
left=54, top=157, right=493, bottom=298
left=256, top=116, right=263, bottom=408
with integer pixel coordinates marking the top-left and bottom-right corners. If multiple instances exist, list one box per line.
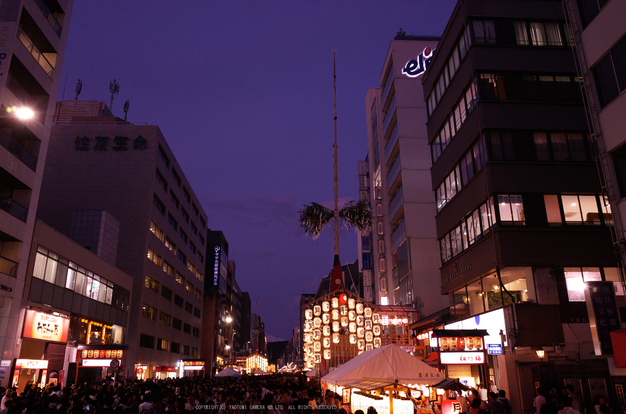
left=534, top=385, right=618, bottom=414
left=0, top=374, right=622, bottom=414
left=0, top=373, right=362, bottom=414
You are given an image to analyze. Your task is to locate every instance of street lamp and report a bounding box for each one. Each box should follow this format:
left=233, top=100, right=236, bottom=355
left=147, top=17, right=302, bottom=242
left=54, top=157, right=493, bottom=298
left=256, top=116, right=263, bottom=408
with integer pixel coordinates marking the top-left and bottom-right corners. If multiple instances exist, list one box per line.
left=536, top=349, right=545, bottom=361
left=7, top=106, right=35, bottom=120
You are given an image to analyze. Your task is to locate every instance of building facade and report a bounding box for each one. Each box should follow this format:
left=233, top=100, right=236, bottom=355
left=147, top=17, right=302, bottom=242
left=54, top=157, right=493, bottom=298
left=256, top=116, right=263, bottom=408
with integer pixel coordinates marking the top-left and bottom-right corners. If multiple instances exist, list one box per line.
left=0, top=0, right=74, bottom=388
left=364, top=33, right=448, bottom=319
left=420, top=0, right=625, bottom=410
left=18, top=220, right=132, bottom=388
left=37, top=100, right=208, bottom=379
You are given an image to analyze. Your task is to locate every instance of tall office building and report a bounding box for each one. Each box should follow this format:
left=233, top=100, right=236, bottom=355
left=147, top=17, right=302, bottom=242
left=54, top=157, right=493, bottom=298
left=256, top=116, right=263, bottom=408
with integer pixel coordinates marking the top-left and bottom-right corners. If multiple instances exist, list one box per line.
left=564, top=0, right=626, bottom=283
left=0, top=0, right=74, bottom=387
left=364, top=33, right=448, bottom=319
left=37, top=100, right=209, bottom=379
left=420, top=0, right=625, bottom=408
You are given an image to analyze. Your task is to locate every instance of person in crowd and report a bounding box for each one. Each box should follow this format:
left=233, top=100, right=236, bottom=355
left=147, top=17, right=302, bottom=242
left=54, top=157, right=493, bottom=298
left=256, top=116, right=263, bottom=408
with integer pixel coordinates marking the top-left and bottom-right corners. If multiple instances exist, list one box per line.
left=498, top=390, right=511, bottom=414
left=535, top=387, right=548, bottom=414
left=487, top=391, right=504, bottom=414
left=490, top=381, right=499, bottom=394
left=594, top=395, right=612, bottom=414
left=558, top=396, right=580, bottom=414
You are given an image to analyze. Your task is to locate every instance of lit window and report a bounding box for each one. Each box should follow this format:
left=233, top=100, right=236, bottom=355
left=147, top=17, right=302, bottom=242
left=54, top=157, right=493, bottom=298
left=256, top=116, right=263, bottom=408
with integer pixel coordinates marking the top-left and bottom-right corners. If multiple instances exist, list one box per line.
left=150, top=221, right=164, bottom=242
left=147, top=248, right=161, bottom=266
left=144, top=275, right=159, bottom=292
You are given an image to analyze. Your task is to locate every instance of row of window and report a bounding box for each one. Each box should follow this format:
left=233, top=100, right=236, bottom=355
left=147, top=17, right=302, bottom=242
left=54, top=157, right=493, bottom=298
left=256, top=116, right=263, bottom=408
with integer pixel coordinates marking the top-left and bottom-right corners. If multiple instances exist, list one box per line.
left=435, top=130, right=594, bottom=212
left=139, top=333, right=199, bottom=356
left=158, top=146, right=206, bottom=226
left=436, top=137, right=487, bottom=211
left=146, top=247, right=202, bottom=303
left=426, top=18, right=571, bottom=118
left=430, top=82, right=478, bottom=163
left=142, top=301, right=201, bottom=327
left=145, top=274, right=202, bottom=317
left=440, top=193, right=612, bottom=264
left=440, top=197, right=497, bottom=263
left=33, top=246, right=130, bottom=311
left=150, top=221, right=204, bottom=281
left=431, top=75, right=578, bottom=155
left=154, top=189, right=206, bottom=250
left=593, top=34, right=626, bottom=109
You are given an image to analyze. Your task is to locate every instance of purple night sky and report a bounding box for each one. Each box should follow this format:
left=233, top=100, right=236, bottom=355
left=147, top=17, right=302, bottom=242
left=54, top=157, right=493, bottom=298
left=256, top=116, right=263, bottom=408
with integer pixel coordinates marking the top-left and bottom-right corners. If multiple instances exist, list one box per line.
left=57, top=1, right=456, bottom=341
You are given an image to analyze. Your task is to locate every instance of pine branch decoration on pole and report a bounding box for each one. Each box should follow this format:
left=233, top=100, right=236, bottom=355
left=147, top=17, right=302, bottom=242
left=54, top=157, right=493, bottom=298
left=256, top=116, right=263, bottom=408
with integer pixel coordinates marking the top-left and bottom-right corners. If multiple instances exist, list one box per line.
left=298, top=200, right=372, bottom=240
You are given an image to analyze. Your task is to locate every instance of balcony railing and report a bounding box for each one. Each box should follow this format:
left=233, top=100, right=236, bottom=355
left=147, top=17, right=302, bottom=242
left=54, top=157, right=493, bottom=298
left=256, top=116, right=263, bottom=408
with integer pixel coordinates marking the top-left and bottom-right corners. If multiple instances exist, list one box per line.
left=0, top=194, right=28, bottom=222
left=382, top=95, right=396, bottom=135
left=386, top=154, right=401, bottom=190
left=17, top=27, right=55, bottom=78
left=381, top=333, right=415, bottom=347
left=381, top=64, right=394, bottom=105
left=389, top=186, right=404, bottom=221
left=34, top=0, right=62, bottom=37
left=0, top=255, right=18, bottom=277
left=384, top=122, right=399, bottom=163
left=390, top=220, right=406, bottom=253
left=0, top=129, right=37, bottom=171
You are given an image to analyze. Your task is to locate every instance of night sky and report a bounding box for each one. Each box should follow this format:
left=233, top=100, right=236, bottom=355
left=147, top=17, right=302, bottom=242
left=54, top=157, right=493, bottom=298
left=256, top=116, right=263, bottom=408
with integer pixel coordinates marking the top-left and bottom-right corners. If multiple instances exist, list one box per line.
left=57, top=1, right=457, bottom=341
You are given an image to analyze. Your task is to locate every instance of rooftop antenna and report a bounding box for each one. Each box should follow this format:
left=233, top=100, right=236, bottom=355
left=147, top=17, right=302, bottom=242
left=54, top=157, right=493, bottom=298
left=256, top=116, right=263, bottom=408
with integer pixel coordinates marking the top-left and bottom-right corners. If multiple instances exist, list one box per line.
left=123, top=100, right=130, bottom=121
left=75, top=79, right=82, bottom=100
left=109, top=79, right=119, bottom=111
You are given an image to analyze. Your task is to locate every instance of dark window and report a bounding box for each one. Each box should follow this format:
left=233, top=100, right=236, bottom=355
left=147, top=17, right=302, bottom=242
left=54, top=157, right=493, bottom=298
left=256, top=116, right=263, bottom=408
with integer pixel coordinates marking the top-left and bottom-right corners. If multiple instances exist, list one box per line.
left=192, top=327, right=200, bottom=337
left=153, top=195, right=165, bottom=215
left=170, top=191, right=180, bottom=209
left=182, top=345, right=190, bottom=355
left=577, top=0, right=610, bottom=27
left=173, top=318, right=182, bottom=330
left=185, top=302, right=193, bottom=313
left=158, top=146, right=170, bottom=167
left=183, top=323, right=191, bottom=334
left=171, top=342, right=180, bottom=353
left=179, top=230, right=188, bottom=243
left=171, top=169, right=182, bottom=187
left=181, top=208, right=189, bottom=223
left=174, top=294, right=184, bottom=307
left=194, top=307, right=201, bottom=318
left=155, top=170, right=167, bottom=190
left=488, top=131, right=515, bottom=160
left=593, top=35, right=626, bottom=108
left=593, top=54, right=619, bottom=108
left=612, top=144, right=626, bottom=199
left=139, top=334, right=154, bottom=349
left=177, top=250, right=186, bottom=264
left=192, top=203, right=199, bottom=216
left=161, top=285, right=172, bottom=301
left=168, top=214, right=178, bottom=230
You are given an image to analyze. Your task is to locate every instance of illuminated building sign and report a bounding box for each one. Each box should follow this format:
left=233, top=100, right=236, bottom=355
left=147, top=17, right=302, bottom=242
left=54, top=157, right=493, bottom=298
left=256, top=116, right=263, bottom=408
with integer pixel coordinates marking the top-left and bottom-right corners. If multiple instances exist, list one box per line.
left=22, top=310, right=70, bottom=343
left=81, top=359, right=122, bottom=367
left=402, top=47, right=435, bottom=78
left=79, top=349, right=124, bottom=359
left=213, top=246, right=220, bottom=287
left=440, top=351, right=485, bottom=365
left=183, top=361, right=205, bottom=370
left=16, top=359, right=48, bottom=369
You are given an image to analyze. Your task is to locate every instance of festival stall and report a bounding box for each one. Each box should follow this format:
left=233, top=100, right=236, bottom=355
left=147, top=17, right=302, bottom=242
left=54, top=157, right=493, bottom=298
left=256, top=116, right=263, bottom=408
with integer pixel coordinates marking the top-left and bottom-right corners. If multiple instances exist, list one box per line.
left=215, top=367, right=240, bottom=377
left=321, top=343, right=445, bottom=414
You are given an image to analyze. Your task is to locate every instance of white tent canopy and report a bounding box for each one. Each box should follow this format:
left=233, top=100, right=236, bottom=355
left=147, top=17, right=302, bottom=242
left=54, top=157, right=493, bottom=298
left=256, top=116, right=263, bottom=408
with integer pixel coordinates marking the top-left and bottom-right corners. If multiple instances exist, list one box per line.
left=321, top=343, right=444, bottom=391
left=216, top=367, right=240, bottom=377
left=306, top=367, right=319, bottom=377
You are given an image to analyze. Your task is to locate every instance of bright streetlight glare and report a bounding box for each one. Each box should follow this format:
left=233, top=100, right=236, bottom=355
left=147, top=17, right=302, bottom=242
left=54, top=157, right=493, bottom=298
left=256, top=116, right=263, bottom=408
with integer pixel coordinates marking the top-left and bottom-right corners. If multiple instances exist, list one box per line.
left=225, top=316, right=232, bottom=323
left=15, top=107, right=35, bottom=120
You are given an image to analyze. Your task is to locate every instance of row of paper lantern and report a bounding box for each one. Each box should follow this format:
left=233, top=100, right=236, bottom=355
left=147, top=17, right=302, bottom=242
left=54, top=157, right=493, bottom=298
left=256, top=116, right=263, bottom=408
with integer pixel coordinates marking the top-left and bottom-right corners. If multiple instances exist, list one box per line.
left=305, top=303, right=376, bottom=321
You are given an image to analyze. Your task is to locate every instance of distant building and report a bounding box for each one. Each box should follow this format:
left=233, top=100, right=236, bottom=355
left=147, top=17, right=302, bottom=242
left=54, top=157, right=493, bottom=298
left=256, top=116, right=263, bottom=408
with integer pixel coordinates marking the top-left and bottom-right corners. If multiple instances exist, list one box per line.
left=0, top=0, right=75, bottom=388
left=38, top=100, right=209, bottom=379
left=363, top=33, right=447, bottom=319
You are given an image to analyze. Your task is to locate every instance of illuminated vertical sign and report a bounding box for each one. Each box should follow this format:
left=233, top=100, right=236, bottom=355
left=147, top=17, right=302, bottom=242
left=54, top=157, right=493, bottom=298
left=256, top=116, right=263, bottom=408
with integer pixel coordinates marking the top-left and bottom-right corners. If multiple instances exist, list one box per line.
left=402, top=47, right=435, bottom=78
left=213, top=246, right=220, bottom=287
